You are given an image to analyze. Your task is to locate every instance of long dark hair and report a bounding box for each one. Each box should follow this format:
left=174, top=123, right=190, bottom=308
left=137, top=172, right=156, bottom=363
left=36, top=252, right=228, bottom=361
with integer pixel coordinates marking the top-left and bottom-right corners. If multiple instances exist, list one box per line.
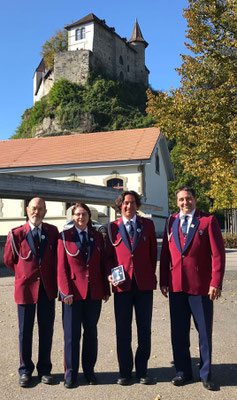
left=114, top=190, right=141, bottom=213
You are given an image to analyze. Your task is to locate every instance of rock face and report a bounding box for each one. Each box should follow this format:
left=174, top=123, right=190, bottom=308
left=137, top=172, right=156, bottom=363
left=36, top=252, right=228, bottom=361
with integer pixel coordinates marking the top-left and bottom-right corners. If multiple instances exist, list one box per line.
left=34, top=113, right=95, bottom=137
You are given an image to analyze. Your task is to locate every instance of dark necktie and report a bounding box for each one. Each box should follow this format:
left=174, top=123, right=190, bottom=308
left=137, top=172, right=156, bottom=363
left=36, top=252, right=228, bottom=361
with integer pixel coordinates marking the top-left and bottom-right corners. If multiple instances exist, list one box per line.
left=32, top=227, right=40, bottom=245
left=128, top=221, right=134, bottom=239
left=181, top=216, right=189, bottom=236
left=80, top=231, right=88, bottom=255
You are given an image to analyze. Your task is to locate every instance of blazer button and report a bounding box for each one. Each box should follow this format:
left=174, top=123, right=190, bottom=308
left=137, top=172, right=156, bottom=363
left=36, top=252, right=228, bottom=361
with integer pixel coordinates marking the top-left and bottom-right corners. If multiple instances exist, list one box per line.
left=182, top=255, right=185, bottom=258
left=86, top=274, right=89, bottom=278
left=130, top=265, right=133, bottom=268
left=37, top=277, right=40, bottom=280
left=131, top=254, right=134, bottom=257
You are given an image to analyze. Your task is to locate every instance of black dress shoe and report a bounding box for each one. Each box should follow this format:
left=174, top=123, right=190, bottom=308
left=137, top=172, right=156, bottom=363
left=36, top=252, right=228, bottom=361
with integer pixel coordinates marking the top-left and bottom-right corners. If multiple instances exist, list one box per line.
left=200, top=378, right=216, bottom=391
left=171, top=375, right=193, bottom=386
left=64, top=380, right=76, bottom=389
left=117, top=377, right=131, bottom=385
left=139, top=375, right=152, bottom=385
left=85, top=374, right=97, bottom=385
left=19, top=374, right=32, bottom=387
left=39, top=374, right=53, bottom=384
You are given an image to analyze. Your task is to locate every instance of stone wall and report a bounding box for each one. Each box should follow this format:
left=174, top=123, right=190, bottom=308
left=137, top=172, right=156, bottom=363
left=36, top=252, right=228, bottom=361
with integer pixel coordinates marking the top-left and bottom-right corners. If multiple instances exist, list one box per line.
left=54, top=50, right=91, bottom=86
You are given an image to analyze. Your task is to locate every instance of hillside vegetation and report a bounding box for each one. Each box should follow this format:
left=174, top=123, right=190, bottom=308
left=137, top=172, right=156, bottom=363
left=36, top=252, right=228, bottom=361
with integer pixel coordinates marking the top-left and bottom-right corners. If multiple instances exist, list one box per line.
left=13, top=75, right=153, bottom=139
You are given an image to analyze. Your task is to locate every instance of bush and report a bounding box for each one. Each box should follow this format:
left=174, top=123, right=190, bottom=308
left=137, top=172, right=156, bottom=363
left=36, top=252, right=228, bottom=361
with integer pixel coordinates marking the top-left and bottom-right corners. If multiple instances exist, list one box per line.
left=222, top=234, right=237, bottom=248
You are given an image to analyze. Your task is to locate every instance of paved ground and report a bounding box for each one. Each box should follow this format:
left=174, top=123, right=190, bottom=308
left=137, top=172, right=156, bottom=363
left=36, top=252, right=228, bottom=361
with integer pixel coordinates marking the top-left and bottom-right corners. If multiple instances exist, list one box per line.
left=0, top=249, right=236, bottom=400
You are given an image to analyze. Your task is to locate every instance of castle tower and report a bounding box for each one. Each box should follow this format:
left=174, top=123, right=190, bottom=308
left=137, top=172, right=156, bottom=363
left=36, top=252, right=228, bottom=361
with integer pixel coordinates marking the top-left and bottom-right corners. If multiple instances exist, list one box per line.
left=128, top=19, right=149, bottom=85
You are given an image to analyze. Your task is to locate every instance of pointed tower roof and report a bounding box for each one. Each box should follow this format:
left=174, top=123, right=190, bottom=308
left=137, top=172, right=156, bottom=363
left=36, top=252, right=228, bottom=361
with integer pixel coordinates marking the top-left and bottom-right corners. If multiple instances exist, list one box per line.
left=128, top=19, right=148, bottom=48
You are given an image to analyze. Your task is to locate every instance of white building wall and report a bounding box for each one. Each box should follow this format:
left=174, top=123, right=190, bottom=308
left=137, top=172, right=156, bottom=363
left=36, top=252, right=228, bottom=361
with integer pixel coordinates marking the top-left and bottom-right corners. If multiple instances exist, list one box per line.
left=68, top=22, right=94, bottom=52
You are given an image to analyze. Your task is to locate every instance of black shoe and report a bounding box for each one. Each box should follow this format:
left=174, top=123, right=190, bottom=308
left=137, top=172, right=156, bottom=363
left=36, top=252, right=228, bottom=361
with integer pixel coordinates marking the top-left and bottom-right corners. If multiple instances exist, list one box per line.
left=139, top=375, right=152, bottom=385
left=39, top=374, right=53, bottom=384
left=171, top=375, right=193, bottom=386
left=64, top=380, right=76, bottom=389
left=19, top=374, right=32, bottom=387
left=117, top=377, right=131, bottom=385
left=85, top=374, right=97, bottom=385
left=200, top=378, right=216, bottom=391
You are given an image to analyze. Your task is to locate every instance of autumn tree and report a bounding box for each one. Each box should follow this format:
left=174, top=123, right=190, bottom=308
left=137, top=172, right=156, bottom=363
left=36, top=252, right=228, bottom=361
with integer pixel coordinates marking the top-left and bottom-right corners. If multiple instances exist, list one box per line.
left=147, top=0, right=237, bottom=211
left=41, top=29, right=68, bottom=70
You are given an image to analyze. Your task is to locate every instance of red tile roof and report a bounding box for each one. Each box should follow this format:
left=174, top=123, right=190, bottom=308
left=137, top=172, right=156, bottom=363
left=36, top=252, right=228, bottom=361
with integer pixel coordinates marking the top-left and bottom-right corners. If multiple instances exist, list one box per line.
left=0, top=128, right=161, bottom=169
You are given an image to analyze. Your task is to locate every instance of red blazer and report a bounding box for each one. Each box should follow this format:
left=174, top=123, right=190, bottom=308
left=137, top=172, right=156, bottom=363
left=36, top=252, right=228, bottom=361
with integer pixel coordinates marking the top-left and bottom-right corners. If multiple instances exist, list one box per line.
left=160, top=210, right=225, bottom=295
left=57, top=226, right=110, bottom=301
left=4, top=222, right=58, bottom=304
left=106, top=216, right=157, bottom=293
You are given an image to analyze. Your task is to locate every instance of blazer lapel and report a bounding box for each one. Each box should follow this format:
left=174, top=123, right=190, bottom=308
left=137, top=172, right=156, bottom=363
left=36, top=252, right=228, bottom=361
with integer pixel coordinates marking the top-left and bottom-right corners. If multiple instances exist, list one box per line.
left=182, top=214, right=200, bottom=253
left=118, top=220, right=131, bottom=252
left=172, top=215, right=182, bottom=254
left=132, top=218, right=143, bottom=252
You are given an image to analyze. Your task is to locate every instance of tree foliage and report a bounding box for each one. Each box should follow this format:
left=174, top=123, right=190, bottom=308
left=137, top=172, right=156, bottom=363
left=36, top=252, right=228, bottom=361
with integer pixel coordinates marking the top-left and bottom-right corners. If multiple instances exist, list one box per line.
left=147, top=0, right=237, bottom=211
left=41, top=29, right=68, bottom=69
left=13, top=76, right=153, bottom=138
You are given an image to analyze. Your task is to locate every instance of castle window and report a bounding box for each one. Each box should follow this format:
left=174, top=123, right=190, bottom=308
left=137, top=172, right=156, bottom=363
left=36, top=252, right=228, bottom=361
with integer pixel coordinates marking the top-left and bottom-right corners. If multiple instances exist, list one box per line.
left=81, top=27, right=85, bottom=39
left=107, top=178, right=124, bottom=190
left=127, top=65, right=130, bottom=72
left=155, top=150, right=160, bottom=175
left=75, top=27, right=86, bottom=41
left=119, top=56, right=124, bottom=65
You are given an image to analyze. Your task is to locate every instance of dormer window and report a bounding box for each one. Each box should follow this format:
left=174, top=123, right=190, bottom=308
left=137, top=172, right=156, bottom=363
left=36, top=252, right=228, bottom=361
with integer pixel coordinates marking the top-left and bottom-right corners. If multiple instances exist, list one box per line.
left=75, top=27, right=86, bottom=41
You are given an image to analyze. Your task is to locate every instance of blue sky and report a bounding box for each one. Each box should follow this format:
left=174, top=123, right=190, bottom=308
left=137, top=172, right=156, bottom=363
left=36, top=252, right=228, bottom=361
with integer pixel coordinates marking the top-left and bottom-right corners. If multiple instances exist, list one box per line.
left=0, top=0, right=189, bottom=141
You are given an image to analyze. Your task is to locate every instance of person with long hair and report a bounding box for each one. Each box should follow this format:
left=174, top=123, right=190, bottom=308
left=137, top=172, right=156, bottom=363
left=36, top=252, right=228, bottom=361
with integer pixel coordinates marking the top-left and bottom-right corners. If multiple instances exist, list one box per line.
left=58, top=203, right=110, bottom=388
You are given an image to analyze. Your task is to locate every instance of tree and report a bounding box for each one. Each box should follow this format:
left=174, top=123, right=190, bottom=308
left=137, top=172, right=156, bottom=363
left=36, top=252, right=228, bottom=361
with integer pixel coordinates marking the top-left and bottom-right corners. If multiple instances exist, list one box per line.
left=147, top=0, right=237, bottom=211
left=41, top=29, right=68, bottom=70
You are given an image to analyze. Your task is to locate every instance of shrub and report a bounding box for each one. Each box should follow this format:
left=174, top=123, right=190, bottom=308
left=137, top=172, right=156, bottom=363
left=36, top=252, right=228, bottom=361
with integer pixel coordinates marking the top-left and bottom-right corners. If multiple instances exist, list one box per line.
left=222, top=234, right=237, bottom=248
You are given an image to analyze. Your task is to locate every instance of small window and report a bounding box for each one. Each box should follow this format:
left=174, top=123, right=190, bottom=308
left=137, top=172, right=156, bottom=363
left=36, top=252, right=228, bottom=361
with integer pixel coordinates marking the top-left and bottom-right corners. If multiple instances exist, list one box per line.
left=107, top=178, right=123, bottom=190
left=127, top=65, right=130, bottom=72
left=75, top=27, right=86, bottom=41
left=155, top=151, right=160, bottom=174
left=75, top=29, right=80, bottom=41
left=119, top=55, right=124, bottom=65
left=81, top=27, right=85, bottom=39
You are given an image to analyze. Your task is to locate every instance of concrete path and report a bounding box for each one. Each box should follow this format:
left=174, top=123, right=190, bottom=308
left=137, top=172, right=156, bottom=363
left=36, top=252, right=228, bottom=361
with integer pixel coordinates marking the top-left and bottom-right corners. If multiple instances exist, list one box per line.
left=0, top=250, right=236, bottom=400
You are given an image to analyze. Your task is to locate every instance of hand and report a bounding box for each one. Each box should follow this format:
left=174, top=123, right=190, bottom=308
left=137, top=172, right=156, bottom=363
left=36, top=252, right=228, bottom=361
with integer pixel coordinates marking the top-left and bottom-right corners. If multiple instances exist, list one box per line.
left=208, top=286, right=221, bottom=301
left=64, top=296, right=73, bottom=305
left=108, top=274, right=120, bottom=287
left=161, top=286, right=169, bottom=298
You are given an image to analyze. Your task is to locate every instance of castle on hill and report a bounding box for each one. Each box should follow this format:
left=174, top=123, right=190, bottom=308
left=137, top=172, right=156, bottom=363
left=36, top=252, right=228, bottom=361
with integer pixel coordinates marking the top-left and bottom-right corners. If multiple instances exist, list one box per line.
left=34, top=13, right=149, bottom=104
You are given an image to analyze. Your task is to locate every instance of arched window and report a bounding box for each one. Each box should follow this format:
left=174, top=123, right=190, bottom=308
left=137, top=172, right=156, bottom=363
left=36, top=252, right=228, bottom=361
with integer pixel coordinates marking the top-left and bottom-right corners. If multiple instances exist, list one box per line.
left=107, top=178, right=124, bottom=190
left=155, top=151, right=160, bottom=175
left=81, top=27, right=85, bottom=39
left=75, top=27, right=86, bottom=41
left=119, top=55, right=124, bottom=65
left=75, top=29, right=80, bottom=41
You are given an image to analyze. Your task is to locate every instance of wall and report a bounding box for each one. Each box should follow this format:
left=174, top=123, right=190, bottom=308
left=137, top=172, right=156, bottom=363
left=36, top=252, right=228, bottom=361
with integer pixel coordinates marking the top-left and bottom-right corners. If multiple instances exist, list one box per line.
left=54, top=50, right=91, bottom=86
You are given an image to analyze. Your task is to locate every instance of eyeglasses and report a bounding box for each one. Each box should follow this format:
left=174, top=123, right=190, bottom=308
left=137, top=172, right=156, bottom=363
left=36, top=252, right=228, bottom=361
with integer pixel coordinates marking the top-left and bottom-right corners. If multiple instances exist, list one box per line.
left=73, top=212, right=88, bottom=217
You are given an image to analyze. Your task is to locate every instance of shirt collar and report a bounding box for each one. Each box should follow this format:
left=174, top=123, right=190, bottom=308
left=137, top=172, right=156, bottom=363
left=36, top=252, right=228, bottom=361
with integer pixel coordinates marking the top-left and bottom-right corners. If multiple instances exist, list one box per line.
left=29, top=221, right=42, bottom=232
left=75, top=226, right=88, bottom=235
left=122, top=214, right=137, bottom=225
left=180, top=209, right=196, bottom=220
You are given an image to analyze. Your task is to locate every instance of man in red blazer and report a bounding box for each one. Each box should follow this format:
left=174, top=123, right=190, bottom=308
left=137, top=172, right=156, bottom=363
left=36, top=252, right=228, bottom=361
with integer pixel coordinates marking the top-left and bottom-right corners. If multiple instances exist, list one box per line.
left=4, top=197, right=58, bottom=387
left=106, top=190, right=157, bottom=385
left=160, top=186, right=225, bottom=391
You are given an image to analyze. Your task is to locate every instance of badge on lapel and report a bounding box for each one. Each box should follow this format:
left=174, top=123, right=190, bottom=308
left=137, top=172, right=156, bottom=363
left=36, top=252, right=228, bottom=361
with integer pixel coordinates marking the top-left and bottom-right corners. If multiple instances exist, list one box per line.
left=41, top=235, right=45, bottom=240
left=137, top=228, right=141, bottom=233
left=190, top=224, right=195, bottom=228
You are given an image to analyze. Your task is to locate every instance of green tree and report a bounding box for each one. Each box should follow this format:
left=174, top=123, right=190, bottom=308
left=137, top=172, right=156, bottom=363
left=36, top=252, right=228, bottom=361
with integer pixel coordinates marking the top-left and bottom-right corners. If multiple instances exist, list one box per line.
left=41, top=29, right=68, bottom=69
left=147, top=0, right=237, bottom=211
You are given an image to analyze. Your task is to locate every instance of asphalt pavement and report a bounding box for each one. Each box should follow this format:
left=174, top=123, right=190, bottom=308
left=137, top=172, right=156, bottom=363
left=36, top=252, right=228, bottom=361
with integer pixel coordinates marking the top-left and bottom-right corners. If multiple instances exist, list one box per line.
left=0, top=249, right=236, bottom=400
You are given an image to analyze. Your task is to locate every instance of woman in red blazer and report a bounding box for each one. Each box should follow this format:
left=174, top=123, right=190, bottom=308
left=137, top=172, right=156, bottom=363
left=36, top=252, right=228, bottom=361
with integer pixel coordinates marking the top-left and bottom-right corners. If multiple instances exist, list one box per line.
left=57, top=203, right=110, bottom=388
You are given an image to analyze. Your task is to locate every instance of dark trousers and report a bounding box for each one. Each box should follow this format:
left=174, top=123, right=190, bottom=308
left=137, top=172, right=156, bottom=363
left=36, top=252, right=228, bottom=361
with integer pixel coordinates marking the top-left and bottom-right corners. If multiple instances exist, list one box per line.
left=62, top=294, right=102, bottom=382
left=169, top=292, right=213, bottom=380
left=114, top=283, right=153, bottom=378
left=17, top=281, right=55, bottom=376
